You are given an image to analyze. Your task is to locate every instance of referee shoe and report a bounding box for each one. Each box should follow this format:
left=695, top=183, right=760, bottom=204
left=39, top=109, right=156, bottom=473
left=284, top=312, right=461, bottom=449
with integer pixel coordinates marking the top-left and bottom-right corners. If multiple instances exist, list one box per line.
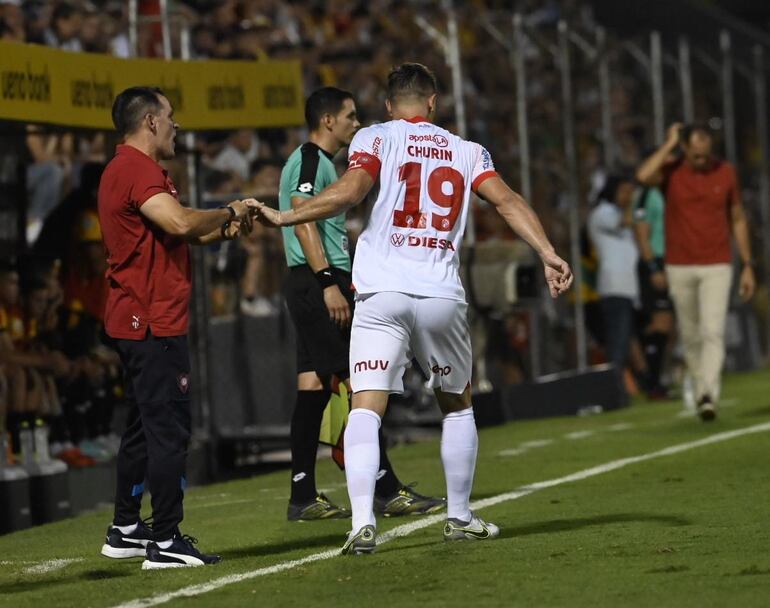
left=287, top=494, right=351, bottom=521
left=101, top=520, right=154, bottom=559
left=374, top=484, right=446, bottom=517
left=142, top=532, right=221, bottom=569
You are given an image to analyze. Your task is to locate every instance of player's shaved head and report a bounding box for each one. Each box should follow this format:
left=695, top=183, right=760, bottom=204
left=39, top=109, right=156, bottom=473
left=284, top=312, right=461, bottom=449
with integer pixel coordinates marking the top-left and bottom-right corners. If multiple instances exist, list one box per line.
left=387, top=63, right=437, bottom=102
left=111, top=86, right=165, bottom=137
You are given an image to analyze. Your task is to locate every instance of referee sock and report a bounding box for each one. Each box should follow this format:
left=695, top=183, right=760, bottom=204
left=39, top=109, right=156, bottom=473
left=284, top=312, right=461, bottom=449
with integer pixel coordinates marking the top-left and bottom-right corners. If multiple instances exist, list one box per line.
left=441, top=407, right=478, bottom=522
left=643, top=332, right=668, bottom=388
left=289, top=389, right=330, bottom=504
left=374, top=428, right=402, bottom=497
left=345, top=408, right=381, bottom=533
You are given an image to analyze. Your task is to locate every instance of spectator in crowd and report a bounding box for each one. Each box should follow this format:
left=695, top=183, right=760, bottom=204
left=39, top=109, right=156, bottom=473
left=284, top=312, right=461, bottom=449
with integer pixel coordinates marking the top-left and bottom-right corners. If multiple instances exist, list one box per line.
left=208, top=129, right=260, bottom=183
left=587, top=175, right=640, bottom=402
left=636, top=123, right=755, bottom=421
left=633, top=183, right=674, bottom=399
left=43, top=2, right=82, bottom=51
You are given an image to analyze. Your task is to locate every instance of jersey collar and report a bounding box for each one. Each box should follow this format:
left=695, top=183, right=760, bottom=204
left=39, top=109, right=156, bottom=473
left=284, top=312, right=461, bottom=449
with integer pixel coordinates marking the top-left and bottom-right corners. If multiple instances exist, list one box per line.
left=403, top=116, right=430, bottom=124
left=305, top=141, right=334, bottom=160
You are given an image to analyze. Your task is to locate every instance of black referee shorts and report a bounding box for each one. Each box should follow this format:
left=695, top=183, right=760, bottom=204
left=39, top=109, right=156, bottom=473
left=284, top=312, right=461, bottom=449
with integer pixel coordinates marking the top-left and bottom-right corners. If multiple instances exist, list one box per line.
left=284, top=265, right=353, bottom=378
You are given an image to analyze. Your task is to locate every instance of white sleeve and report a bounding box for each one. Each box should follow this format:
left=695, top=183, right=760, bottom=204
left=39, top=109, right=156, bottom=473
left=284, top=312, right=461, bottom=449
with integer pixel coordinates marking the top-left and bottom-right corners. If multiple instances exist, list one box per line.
left=470, top=144, right=498, bottom=192
left=347, top=126, right=383, bottom=180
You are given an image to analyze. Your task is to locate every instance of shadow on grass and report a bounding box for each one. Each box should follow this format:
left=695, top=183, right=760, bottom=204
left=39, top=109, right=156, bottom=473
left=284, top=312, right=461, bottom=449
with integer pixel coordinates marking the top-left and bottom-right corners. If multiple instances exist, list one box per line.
left=498, top=512, right=692, bottom=539
left=736, top=405, right=770, bottom=418
left=223, top=533, right=344, bottom=560
left=0, top=568, right=130, bottom=595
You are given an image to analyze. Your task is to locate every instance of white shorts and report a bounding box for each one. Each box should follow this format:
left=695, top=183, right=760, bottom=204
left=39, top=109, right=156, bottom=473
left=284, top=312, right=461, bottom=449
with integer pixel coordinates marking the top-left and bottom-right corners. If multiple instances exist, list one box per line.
left=350, top=292, right=472, bottom=394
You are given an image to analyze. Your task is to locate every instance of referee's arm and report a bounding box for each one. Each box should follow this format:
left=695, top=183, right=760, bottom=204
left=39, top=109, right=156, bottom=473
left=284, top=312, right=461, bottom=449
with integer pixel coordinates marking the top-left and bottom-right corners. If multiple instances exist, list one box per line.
left=292, top=196, right=331, bottom=272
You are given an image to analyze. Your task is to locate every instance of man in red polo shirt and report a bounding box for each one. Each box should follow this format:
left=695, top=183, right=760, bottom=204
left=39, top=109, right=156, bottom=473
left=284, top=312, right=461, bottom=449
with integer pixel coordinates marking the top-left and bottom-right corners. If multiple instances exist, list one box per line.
left=97, top=86, right=257, bottom=569
left=637, top=122, right=755, bottom=422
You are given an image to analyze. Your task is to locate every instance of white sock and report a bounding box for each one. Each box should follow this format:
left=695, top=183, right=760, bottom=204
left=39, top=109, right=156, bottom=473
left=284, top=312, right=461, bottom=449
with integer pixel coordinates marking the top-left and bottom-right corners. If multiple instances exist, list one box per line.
left=344, top=408, right=381, bottom=534
left=156, top=539, right=173, bottom=549
left=441, top=407, right=478, bottom=522
left=113, top=523, right=138, bottom=534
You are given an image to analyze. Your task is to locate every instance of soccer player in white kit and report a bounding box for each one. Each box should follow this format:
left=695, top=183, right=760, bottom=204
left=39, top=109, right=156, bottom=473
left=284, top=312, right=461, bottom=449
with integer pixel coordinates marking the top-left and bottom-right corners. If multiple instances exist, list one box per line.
left=252, top=63, right=573, bottom=554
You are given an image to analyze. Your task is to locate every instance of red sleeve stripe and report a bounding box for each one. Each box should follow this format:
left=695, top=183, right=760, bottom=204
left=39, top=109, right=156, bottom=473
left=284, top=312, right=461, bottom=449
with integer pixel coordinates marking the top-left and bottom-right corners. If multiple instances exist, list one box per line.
left=348, top=152, right=381, bottom=180
left=471, top=170, right=498, bottom=193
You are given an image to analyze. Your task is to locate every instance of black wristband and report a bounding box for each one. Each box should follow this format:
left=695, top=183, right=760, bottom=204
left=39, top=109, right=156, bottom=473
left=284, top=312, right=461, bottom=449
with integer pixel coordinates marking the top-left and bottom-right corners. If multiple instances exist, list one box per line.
left=646, top=259, right=662, bottom=274
left=315, top=267, right=335, bottom=289
left=221, top=221, right=234, bottom=240
left=219, top=204, right=236, bottom=221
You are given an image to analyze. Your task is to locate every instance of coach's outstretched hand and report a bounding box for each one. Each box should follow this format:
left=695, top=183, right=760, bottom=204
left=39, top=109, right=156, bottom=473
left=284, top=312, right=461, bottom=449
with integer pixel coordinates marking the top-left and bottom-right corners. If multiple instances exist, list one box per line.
left=541, top=251, right=573, bottom=298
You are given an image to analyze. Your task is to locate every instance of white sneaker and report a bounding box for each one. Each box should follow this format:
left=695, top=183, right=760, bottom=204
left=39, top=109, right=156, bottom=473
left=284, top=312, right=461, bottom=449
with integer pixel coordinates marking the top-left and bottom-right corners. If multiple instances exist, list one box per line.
left=240, top=297, right=276, bottom=317
left=443, top=511, right=500, bottom=541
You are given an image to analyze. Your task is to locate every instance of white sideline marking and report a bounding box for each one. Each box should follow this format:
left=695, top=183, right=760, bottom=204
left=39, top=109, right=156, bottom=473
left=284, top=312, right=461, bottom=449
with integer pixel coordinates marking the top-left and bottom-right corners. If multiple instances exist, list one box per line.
left=564, top=430, right=595, bottom=440
left=112, top=421, right=770, bottom=608
left=499, top=438, right=555, bottom=457
left=21, top=558, right=83, bottom=575
left=607, top=423, right=634, bottom=432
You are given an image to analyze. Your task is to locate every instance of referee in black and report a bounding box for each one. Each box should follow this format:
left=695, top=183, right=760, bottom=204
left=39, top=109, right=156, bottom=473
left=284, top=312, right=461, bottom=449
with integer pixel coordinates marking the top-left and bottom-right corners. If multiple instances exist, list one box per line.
left=97, top=86, right=256, bottom=569
left=279, top=87, right=445, bottom=521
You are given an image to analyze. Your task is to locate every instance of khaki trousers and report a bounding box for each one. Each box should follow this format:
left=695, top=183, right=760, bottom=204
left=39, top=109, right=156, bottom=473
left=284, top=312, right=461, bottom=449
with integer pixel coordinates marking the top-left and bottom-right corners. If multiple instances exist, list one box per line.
left=666, top=264, right=733, bottom=402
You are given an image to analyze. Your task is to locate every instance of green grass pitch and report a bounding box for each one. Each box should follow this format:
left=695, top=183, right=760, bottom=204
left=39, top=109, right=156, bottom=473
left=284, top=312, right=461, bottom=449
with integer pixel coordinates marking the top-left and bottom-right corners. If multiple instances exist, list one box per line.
left=2, top=370, right=770, bottom=607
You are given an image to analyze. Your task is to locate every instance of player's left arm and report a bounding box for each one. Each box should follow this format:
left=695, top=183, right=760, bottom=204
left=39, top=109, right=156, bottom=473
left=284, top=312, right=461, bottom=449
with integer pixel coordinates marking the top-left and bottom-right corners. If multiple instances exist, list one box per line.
left=729, top=183, right=755, bottom=301
left=477, top=175, right=573, bottom=297
left=250, top=169, right=374, bottom=228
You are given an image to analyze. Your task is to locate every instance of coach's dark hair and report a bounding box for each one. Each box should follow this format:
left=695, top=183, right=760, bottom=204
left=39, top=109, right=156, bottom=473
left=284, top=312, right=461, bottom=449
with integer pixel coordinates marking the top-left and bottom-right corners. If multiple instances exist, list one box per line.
left=680, top=122, right=713, bottom=144
left=305, top=87, right=354, bottom=130
left=387, top=63, right=437, bottom=101
left=111, top=86, right=165, bottom=137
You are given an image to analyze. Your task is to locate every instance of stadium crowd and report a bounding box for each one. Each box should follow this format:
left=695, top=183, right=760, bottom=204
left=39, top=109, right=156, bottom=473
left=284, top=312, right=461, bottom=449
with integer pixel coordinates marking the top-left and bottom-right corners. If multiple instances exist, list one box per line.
left=0, top=0, right=763, bottom=465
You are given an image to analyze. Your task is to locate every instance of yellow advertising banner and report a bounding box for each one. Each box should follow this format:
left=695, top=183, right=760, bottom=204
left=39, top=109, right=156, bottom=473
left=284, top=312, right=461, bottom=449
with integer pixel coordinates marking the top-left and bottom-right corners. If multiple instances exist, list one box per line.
left=0, top=41, right=304, bottom=130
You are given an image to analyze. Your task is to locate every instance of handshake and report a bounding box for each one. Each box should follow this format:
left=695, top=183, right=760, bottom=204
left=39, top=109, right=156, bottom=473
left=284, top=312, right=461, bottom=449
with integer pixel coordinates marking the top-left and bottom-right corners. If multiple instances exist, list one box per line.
left=219, top=198, right=284, bottom=240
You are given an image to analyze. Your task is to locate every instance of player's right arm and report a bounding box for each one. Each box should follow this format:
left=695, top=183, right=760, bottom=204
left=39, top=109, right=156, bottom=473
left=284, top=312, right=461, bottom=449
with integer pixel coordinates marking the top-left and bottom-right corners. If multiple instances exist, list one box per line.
left=140, top=193, right=256, bottom=239
left=254, top=168, right=374, bottom=228
left=636, top=123, right=682, bottom=186
left=477, top=176, right=573, bottom=298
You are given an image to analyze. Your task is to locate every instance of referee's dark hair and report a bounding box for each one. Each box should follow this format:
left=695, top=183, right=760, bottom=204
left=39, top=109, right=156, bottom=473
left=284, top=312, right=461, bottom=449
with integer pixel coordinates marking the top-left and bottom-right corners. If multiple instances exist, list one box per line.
left=305, top=87, right=354, bottom=131
left=387, top=63, right=437, bottom=101
left=111, top=86, right=165, bottom=137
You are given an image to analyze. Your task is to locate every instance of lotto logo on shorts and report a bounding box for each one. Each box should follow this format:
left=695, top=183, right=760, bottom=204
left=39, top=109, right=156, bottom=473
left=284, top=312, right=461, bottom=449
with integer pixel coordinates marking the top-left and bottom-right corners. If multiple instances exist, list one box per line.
left=354, top=359, right=390, bottom=373
left=431, top=364, right=452, bottom=376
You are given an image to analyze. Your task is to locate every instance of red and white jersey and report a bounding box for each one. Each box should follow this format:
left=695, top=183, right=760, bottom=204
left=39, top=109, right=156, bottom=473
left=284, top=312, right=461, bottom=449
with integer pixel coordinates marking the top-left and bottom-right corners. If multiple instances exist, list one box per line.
left=347, top=117, right=497, bottom=301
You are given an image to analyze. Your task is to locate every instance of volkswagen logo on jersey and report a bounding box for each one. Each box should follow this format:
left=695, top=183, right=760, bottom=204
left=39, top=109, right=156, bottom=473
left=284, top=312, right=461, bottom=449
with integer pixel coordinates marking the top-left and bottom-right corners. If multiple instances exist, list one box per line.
left=390, top=233, right=405, bottom=247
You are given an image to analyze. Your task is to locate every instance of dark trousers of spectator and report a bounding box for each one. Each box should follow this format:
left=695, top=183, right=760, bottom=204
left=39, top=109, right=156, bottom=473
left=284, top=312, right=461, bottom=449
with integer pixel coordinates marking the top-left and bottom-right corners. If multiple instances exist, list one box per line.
left=112, top=334, right=191, bottom=541
left=600, top=296, right=635, bottom=397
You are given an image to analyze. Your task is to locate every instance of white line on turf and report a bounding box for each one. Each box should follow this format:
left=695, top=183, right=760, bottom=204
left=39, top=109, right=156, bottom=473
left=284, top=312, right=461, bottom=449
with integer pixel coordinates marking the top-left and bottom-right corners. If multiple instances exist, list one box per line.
left=564, top=430, right=595, bottom=440
left=21, top=558, right=84, bottom=575
left=112, top=420, right=770, bottom=608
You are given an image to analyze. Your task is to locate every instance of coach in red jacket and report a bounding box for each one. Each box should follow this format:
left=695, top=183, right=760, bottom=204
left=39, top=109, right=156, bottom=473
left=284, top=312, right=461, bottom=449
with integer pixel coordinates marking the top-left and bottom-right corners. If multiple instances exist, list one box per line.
left=637, top=122, right=755, bottom=422
left=97, top=86, right=257, bottom=569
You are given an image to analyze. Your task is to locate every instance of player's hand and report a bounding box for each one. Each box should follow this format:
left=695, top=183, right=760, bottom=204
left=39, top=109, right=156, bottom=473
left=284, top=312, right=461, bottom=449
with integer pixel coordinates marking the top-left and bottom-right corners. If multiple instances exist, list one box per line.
left=323, top=284, right=351, bottom=327
left=666, top=122, right=683, bottom=149
left=651, top=270, right=667, bottom=291
left=228, top=198, right=261, bottom=220
left=739, top=265, right=756, bottom=302
left=224, top=218, right=251, bottom=239
left=541, top=251, right=573, bottom=298
left=249, top=200, right=284, bottom=228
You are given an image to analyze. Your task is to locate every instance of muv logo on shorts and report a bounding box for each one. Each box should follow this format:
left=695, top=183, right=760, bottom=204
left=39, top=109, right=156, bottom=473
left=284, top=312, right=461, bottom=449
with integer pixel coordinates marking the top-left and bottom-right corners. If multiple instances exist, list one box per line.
left=354, top=360, right=390, bottom=373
